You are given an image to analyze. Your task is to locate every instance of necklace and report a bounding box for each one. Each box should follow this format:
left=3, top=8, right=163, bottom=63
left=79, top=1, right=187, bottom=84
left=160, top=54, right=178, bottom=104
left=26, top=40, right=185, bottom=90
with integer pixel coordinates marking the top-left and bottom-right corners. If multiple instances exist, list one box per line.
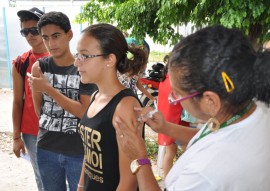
left=190, top=102, right=254, bottom=147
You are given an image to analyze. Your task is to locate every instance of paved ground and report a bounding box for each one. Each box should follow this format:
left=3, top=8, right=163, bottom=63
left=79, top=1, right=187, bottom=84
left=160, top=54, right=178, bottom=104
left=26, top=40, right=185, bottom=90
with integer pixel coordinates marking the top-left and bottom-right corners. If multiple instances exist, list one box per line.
left=0, top=89, right=37, bottom=190
left=0, top=88, right=165, bottom=190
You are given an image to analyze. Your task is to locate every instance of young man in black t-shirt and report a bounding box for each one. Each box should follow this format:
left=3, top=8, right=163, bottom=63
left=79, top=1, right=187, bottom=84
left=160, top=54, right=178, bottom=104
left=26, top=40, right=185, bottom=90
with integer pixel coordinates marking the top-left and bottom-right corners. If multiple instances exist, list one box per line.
left=28, top=11, right=97, bottom=191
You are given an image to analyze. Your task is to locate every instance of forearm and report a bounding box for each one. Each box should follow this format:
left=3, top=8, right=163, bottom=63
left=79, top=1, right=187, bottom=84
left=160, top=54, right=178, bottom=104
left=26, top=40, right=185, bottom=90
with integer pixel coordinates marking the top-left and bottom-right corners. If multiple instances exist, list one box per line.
left=140, top=88, right=155, bottom=100
left=12, top=66, right=24, bottom=138
left=117, top=147, right=138, bottom=191
left=137, top=82, right=155, bottom=100
left=32, top=92, right=42, bottom=117
left=77, top=157, right=85, bottom=191
left=162, top=122, right=199, bottom=146
left=12, top=101, right=23, bottom=138
left=45, top=86, right=86, bottom=118
left=136, top=165, right=161, bottom=191
left=12, top=91, right=26, bottom=157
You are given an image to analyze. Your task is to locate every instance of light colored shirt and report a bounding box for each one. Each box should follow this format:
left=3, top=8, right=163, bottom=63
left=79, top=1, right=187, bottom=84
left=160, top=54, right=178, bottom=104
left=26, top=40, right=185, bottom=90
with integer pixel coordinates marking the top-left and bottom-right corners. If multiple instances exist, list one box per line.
left=166, top=102, right=270, bottom=191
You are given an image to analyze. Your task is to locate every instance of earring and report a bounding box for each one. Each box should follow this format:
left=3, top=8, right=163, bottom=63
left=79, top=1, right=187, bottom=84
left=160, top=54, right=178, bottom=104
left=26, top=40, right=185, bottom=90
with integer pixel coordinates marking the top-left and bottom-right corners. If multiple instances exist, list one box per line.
left=206, top=117, right=220, bottom=132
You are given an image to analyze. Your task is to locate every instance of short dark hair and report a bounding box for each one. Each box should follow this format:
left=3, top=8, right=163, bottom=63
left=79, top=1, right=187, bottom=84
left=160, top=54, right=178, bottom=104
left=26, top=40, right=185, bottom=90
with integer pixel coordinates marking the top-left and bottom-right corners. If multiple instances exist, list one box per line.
left=170, top=25, right=270, bottom=111
left=37, top=11, right=71, bottom=33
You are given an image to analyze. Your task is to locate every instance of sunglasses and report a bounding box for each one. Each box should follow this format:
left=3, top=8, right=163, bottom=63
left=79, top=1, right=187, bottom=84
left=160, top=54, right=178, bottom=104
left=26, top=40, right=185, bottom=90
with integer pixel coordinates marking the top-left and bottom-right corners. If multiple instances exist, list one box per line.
left=20, top=27, right=39, bottom=37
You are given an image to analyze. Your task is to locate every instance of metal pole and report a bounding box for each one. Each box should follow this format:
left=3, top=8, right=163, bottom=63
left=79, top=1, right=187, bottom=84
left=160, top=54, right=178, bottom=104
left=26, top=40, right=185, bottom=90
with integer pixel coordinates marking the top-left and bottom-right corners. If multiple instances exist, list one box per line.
left=80, top=5, right=82, bottom=32
left=3, top=7, right=12, bottom=89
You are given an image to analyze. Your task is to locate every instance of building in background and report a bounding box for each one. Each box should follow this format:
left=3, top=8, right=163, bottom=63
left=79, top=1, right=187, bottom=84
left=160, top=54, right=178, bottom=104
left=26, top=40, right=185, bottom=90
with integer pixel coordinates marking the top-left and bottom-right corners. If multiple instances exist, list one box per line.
left=0, top=2, right=86, bottom=88
left=0, top=1, right=193, bottom=88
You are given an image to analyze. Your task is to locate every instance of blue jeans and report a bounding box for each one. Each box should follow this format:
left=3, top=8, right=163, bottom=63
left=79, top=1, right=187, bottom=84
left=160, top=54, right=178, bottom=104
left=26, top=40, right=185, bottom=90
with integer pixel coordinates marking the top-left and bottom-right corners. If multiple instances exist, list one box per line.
left=22, top=133, right=43, bottom=191
left=37, top=148, right=83, bottom=191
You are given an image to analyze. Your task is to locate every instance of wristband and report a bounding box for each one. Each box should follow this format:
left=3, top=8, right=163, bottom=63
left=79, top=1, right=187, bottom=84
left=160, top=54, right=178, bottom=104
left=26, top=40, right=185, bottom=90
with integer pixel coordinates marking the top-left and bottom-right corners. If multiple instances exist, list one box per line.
left=13, top=135, right=21, bottom=141
left=78, top=184, right=84, bottom=188
left=130, top=158, right=151, bottom=174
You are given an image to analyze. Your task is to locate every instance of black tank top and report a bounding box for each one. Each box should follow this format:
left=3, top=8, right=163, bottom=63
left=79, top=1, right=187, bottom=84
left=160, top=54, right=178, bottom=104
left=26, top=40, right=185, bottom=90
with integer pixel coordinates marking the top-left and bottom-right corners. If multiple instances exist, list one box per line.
left=78, top=89, right=142, bottom=190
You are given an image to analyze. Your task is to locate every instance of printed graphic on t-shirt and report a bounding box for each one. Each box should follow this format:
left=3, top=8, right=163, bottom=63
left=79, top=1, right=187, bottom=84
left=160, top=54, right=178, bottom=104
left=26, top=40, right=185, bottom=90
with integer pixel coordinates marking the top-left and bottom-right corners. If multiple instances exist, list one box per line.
left=78, top=123, right=104, bottom=183
left=39, top=72, right=80, bottom=134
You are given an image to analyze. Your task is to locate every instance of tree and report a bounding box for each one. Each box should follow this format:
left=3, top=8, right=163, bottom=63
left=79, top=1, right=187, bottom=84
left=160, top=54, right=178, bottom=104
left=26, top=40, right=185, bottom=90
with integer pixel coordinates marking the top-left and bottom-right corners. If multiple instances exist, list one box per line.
left=75, top=0, right=270, bottom=48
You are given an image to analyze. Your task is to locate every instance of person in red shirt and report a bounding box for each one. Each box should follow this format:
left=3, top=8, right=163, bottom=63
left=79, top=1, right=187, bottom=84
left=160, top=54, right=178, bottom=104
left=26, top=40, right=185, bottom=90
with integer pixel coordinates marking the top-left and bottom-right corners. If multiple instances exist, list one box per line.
left=157, top=59, right=189, bottom=178
left=12, top=7, right=49, bottom=191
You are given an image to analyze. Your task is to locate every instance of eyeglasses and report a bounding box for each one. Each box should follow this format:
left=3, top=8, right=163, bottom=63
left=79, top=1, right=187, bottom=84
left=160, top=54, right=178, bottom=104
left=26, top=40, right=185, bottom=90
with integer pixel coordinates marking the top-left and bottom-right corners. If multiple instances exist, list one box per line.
left=168, top=90, right=200, bottom=105
left=74, top=53, right=107, bottom=62
left=20, top=27, right=39, bottom=37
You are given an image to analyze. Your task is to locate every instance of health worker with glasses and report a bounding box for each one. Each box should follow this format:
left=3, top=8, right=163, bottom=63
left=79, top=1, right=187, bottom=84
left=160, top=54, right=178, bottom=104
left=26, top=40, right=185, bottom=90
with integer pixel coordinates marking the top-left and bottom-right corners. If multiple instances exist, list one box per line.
left=114, top=25, right=270, bottom=190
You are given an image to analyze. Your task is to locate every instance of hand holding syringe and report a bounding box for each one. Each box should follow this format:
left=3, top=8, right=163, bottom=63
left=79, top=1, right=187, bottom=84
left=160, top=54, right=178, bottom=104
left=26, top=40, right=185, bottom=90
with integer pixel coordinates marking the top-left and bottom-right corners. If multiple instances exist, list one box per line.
left=137, top=100, right=158, bottom=122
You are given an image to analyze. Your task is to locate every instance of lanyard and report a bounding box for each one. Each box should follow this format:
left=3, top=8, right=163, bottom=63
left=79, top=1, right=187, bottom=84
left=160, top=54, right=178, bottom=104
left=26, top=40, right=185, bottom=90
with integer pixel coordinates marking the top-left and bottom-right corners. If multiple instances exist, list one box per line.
left=191, top=102, right=254, bottom=147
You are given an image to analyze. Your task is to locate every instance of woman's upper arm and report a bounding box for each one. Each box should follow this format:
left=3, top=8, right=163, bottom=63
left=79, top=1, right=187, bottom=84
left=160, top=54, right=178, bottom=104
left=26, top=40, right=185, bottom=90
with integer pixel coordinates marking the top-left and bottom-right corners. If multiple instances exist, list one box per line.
left=114, top=96, right=142, bottom=191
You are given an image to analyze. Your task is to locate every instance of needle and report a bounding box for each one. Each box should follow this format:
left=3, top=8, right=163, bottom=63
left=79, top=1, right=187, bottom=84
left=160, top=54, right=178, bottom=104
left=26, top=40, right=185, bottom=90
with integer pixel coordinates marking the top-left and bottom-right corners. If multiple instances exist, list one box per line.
left=137, top=100, right=158, bottom=122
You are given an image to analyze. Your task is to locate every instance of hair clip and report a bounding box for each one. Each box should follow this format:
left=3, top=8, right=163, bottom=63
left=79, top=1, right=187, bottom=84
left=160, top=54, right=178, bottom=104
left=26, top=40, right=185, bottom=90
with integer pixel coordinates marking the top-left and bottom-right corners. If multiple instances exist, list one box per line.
left=139, top=45, right=144, bottom=50
left=127, top=51, right=134, bottom=60
left=221, top=71, right=235, bottom=93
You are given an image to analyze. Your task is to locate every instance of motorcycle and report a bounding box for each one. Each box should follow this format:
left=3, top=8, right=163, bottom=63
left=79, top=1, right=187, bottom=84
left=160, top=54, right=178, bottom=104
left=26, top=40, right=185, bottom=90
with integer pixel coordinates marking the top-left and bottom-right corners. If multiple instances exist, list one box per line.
left=139, top=62, right=165, bottom=106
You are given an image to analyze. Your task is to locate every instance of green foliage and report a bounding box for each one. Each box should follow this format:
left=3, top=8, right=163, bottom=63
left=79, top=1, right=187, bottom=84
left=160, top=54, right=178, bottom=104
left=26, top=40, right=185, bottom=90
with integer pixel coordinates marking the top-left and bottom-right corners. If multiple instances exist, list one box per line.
left=145, top=137, right=159, bottom=158
left=149, top=51, right=169, bottom=63
left=145, top=137, right=184, bottom=162
left=75, top=0, right=270, bottom=45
